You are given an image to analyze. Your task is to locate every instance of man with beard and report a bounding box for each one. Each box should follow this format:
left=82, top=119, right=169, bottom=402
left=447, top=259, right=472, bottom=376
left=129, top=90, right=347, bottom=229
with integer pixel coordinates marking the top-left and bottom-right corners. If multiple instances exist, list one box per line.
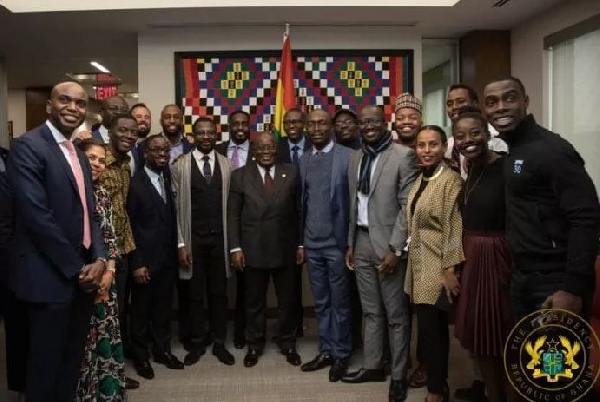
left=130, top=103, right=152, bottom=172
left=482, top=77, right=600, bottom=321
left=127, top=134, right=184, bottom=379
left=172, top=117, right=235, bottom=367
left=334, top=109, right=361, bottom=150
left=158, top=104, right=194, bottom=165
left=343, top=106, right=418, bottom=402
left=394, top=93, right=422, bottom=149
left=216, top=110, right=254, bottom=349
left=7, top=81, right=105, bottom=401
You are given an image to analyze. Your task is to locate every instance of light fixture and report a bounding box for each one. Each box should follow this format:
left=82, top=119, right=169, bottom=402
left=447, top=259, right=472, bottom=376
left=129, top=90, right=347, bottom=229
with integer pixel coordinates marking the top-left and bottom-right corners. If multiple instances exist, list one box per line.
left=90, top=61, right=110, bottom=73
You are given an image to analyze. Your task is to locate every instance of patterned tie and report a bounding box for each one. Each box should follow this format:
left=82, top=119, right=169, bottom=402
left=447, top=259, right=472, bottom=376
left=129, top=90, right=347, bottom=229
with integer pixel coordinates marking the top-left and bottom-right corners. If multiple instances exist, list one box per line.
left=202, top=155, right=212, bottom=184
left=158, top=175, right=167, bottom=203
left=231, top=145, right=240, bottom=169
left=63, top=140, right=91, bottom=249
left=264, top=166, right=273, bottom=193
left=291, top=145, right=300, bottom=164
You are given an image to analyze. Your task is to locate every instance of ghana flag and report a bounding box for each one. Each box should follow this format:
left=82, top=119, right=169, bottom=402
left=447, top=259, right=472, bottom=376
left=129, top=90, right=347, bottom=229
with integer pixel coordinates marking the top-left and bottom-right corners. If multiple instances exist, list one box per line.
left=273, top=27, right=296, bottom=139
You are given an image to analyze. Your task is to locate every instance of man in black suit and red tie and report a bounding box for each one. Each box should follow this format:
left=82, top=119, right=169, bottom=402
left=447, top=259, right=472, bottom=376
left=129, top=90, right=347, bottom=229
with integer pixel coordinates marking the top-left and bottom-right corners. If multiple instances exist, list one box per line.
left=228, top=132, right=303, bottom=368
left=7, top=81, right=106, bottom=402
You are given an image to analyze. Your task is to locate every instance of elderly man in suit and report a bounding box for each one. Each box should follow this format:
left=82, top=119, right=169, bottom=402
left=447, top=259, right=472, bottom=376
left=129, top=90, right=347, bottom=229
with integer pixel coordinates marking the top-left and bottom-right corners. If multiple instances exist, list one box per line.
left=342, top=106, right=418, bottom=402
left=228, top=132, right=303, bottom=368
left=8, top=81, right=106, bottom=402
left=299, top=109, right=353, bottom=382
left=127, top=134, right=184, bottom=379
left=172, top=117, right=235, bottom=367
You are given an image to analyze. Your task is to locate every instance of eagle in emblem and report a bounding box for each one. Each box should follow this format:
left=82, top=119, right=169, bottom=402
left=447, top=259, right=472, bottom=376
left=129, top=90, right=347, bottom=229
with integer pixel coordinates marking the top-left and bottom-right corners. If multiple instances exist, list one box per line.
left=525, top=336, right=547, bottom=369
left=560, top=336, right=581, bottom=370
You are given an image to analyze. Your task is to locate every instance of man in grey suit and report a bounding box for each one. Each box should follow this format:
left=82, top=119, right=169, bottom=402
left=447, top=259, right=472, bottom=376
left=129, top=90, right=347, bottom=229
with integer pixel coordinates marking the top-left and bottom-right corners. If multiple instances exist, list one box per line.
left=342, top=105, right=418, bottom=402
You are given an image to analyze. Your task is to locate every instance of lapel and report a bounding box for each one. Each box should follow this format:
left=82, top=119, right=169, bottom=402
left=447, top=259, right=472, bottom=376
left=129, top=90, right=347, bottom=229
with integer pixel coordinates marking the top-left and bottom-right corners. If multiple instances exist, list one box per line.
left=369, top=147, right=392, bottom=196
left=140, top=169, right=167, bottom=220
left=330, top=144, right=339, bottom=201
left=248, top=164, right=271, bottom=202
left=41, top=125, right=78, bottom=193
left=271, top=164, right=287, bottom=200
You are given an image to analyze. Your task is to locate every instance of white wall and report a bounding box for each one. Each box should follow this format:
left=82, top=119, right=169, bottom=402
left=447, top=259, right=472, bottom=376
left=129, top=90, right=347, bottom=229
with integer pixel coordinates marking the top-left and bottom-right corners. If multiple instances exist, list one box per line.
left=511, top=0, right=600, bottom=125
left=7, top=89, right=26, bottom=139
left=138, top=25, right=422, bottom=131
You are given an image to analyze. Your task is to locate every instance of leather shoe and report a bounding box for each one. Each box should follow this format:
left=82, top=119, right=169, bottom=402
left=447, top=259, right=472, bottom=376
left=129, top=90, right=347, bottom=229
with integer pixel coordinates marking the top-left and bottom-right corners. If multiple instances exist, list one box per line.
left=243, top=349, right=263, bottom=367
left=234, top=335, right=246, bottom=350
left=342, top=368, right=386, bottom=383
left=301, top=353, right=333, bottom=372
left=134, top=361, right=155, bottom=380
left=154, top=352, right=184, bottom=370
left=184, top=344, right=206, bottom=366
left=213, top=343, right=235, bottom=366
left=329, top=358, right=349, bottom=382
left=389, top=379, right=409, bottom=402
left=281, top=348, right=302, bottom=366
left=125, top=377, right=140, bottom=389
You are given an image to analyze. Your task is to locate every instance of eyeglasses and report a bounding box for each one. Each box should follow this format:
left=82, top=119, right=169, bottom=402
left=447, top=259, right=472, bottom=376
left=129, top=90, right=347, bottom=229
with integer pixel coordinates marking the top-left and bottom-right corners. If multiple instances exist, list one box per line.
left=334, top=119, right=356, bottom=127
left=147, top=147, right=170, bottom=154
left=284, top=119, right=304, bottom=125
left=194, top=130, right=217, bottom=138
left=358, top=118, right=383, bottom=126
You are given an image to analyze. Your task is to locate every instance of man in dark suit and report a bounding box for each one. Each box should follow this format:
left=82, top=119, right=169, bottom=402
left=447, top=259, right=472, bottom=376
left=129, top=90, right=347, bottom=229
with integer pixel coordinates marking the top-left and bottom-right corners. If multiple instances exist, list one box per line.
left=215, top=110, right=253, bottom=349
left=299, top=109, right=353, bottom=382
left=127, top=134, right=184, bottom=379
left=7, top=81, right=106, bottom=402
left=228, top=132, right=303, bottom=368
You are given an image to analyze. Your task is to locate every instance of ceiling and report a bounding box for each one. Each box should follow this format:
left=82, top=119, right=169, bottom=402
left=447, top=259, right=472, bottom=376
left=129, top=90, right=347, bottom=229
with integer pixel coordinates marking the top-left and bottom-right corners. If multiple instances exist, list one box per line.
left=0, top=0, right=566, bottom=91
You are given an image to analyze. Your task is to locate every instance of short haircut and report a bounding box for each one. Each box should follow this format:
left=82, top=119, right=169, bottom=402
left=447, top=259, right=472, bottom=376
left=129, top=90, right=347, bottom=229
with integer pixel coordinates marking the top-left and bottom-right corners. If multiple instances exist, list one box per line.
left=419, top=124, right=448, bottom=144
left=284, top=108, right=306, bottom=121
left=448, top=84, right=479, bottom=103
left=485, top=76, right=527, bottom=96
left=108, top=114, right=137, bottom=131
left=228, top=110, right=250, bottom=122
left=453, top=106, right=489, bottom=133
left=192, top=116, right=217, bottom=131
left=76, top=138, right=105, bottom=153
left=130, top=103, right=150, bottom=113
left=145, top=133, right=167, bottom=147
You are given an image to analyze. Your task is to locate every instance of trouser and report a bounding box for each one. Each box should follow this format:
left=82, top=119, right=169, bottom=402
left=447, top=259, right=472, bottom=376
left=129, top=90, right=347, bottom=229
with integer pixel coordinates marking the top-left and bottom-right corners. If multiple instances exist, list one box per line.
left=116, top=256, right=131, bottom=347
left=234, top=270, right=246, bottom=340
left=294, top=262, right=305, bottom=334
left=414, top=303, right=449, bottom=394
left=0, top=285, right=28, bottom=392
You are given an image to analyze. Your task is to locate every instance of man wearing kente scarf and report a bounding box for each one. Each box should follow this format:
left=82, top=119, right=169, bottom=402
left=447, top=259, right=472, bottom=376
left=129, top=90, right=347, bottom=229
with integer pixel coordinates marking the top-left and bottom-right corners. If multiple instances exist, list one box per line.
left=343, top=105, right=419, bottom=402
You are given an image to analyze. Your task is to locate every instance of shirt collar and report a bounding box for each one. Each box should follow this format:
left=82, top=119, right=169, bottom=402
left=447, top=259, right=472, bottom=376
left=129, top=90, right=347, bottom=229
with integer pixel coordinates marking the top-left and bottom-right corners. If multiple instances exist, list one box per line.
left=46, top=120, right=68, bottom=145
left=257, top=163, right=275, bottom=175
left=312, top=140, right=334, bottom=155
left=105, top=147, right=130, bottom=167
left=192, top=149, right=215, bottom=161
left=229, top=139, right=249, bottom=151
left=144, top=165, right=163, bottom=180
left=288, top=136, right=305, bottom=150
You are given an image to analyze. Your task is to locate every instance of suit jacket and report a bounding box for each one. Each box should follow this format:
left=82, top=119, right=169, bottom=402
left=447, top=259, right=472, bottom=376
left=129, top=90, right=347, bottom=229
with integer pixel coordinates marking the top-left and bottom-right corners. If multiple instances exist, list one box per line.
left=275, top=135, right=312, bottom=164
left=228, top=163, right=299, bottom=268
left=127, top=168, right=178, bottom=274
left=299, top=143, right=352, bottom=251
left=7, top=124, right=104, bottom=303
left=171, top=151, right=233, bottom=279
left=215, top=140, right=255, bottom=166
left=348, top=143, right=419, bottom=259
left=136, top=135, right=194, bottom=171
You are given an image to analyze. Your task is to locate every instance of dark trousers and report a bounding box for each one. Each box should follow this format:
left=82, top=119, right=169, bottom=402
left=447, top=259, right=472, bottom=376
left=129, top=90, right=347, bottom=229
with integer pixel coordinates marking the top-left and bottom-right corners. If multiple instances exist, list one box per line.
left=414, top=303, right=449, bottom=394
left=189, top=234, right=228, bottom=344
left=26, top=289, right=94, bottom=402
left=347, top=269, right=363, bottom=349
left=234, top=270, right=246, bottom=340
left=116, top=256, right=131, bottom=347
left=130, top=266, right=177, bottom=362
left=294, top=263, right=304, bottom=333
left=0, top=286, right=28, bottom=392
left=245, top=265, right=297, bottom=351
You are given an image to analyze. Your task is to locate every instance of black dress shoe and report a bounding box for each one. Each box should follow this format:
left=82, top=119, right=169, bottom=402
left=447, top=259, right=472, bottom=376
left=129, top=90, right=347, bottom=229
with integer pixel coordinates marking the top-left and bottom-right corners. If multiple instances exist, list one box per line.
left=389, top=379, right=409, bottom=402
left=213, top=343, right=235, bottom=366
left=243, top=349, right=263, bottom=367
left=125, top=377, right=140, bottom=389
left=134, top=361, right=155, bottom=380
left=281, top=348, right=302, bottom=366
left=184, top=344, right=206, bottom=366
left=329, top=358, right=349, bottom=382
left=154, top=352, right=184, bottom=370
left=234, top=335, right=246, bottom=350
left=341, top=368, right=386, bottom=383
left=454, top=380, right=487, bottom=402
left=301, top=353, right=333, bottom=372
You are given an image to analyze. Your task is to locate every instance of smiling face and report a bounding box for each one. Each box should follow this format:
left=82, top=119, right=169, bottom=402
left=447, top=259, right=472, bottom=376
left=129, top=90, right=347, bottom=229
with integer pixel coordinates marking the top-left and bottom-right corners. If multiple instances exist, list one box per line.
left=144, top=136, right=171, bottom=170
left=253, top=132, right=277, bottom=168
left=415, top=128, right=447, bottom=169
left=334, top=112, right=359, bottom=143
left=453, top=116, right=490, bottom=161
left=160, top=105, right=183, bottom=137
left=193, top=120, right=217, bottom=154
left=307, top=109, right=333, bottom=150
left=84, top=144, right=106, bottom=182
left=358, top=106, right=385, bottom=145
left=131, top=105, right=152, bottom=138
left=229, top=112, right=251, bottom=145
left=283, top=110, right=305, bottom=142
left=46, top=82, right=88, bottom=136
left=101, top=96, right=129, bottom=129
left=109, top=116, right=138, bottom=154
left=394, top=107, right=422, bottom=145
left=446, top=88, right=476, bottom=123
left=483, top=79, right=529, bottom=133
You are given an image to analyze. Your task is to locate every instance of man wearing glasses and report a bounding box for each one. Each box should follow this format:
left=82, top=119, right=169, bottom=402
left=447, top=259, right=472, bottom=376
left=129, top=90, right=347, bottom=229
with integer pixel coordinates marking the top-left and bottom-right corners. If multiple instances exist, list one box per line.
left=334, top=108, right=361, bottom=150
left=171, top=117, right=236, bottom=367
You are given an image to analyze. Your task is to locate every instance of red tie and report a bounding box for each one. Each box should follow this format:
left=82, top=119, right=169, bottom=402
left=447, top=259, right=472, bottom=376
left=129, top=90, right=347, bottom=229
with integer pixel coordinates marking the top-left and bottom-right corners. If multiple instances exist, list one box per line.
left=64, top=140, right=92, bottom=249
left=264, top=166, right=273, bottom=193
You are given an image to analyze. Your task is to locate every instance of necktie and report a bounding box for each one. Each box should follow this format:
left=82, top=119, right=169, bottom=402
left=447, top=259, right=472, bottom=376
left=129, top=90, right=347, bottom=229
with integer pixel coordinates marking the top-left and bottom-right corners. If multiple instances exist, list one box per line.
left=64, top=140, right=91, bottom=249
left=231, top=145, right=240, bottom=169
left=158, top=175, right=167, bottom=203
left=264, top=166, right=273, bottom=193
left=291, top=145, right=300, bottom=164
left=202, top=155, right=212, bottom=184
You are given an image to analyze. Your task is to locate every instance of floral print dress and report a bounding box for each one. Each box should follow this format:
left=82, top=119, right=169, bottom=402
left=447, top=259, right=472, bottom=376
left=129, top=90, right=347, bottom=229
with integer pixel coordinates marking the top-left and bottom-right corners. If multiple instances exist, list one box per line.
left=76, top=184, right=126, bottom=402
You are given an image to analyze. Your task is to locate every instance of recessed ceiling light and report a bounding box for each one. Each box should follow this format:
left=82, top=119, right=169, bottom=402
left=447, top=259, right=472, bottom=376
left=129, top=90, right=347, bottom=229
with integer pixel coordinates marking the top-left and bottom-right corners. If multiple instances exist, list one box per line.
left=90, top=61, right=110, bottom=73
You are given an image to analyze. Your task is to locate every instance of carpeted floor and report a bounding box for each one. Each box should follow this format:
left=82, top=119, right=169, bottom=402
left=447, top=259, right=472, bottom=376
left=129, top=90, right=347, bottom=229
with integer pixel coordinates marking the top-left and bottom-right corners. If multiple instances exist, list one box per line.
left=0, top=318, right=474, bottom=401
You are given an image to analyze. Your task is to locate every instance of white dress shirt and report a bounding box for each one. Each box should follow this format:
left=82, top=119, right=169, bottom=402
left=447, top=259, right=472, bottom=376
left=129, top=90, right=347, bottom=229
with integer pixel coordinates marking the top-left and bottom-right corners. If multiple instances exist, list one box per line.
left=46, top=120, right=75, bottom=168
left=311, top=140, right=335, bottom=155
left=356, top=154, right=381, bottom=227
left=144, top=166, right=165, bottom=200
left=192, top=149, right=216, bottom=175
left=98, top=125, right=110, bottom=144
left=256, top=164, right=276, bottom=183
left=288, top=137, right=306, bottom=161
left=227, top=139, right=250, bottom=167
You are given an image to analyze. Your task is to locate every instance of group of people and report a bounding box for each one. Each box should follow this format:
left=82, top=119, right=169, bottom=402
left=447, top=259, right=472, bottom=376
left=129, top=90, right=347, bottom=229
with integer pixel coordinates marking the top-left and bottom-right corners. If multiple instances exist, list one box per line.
left=0, top=75, right=599, bottom=402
